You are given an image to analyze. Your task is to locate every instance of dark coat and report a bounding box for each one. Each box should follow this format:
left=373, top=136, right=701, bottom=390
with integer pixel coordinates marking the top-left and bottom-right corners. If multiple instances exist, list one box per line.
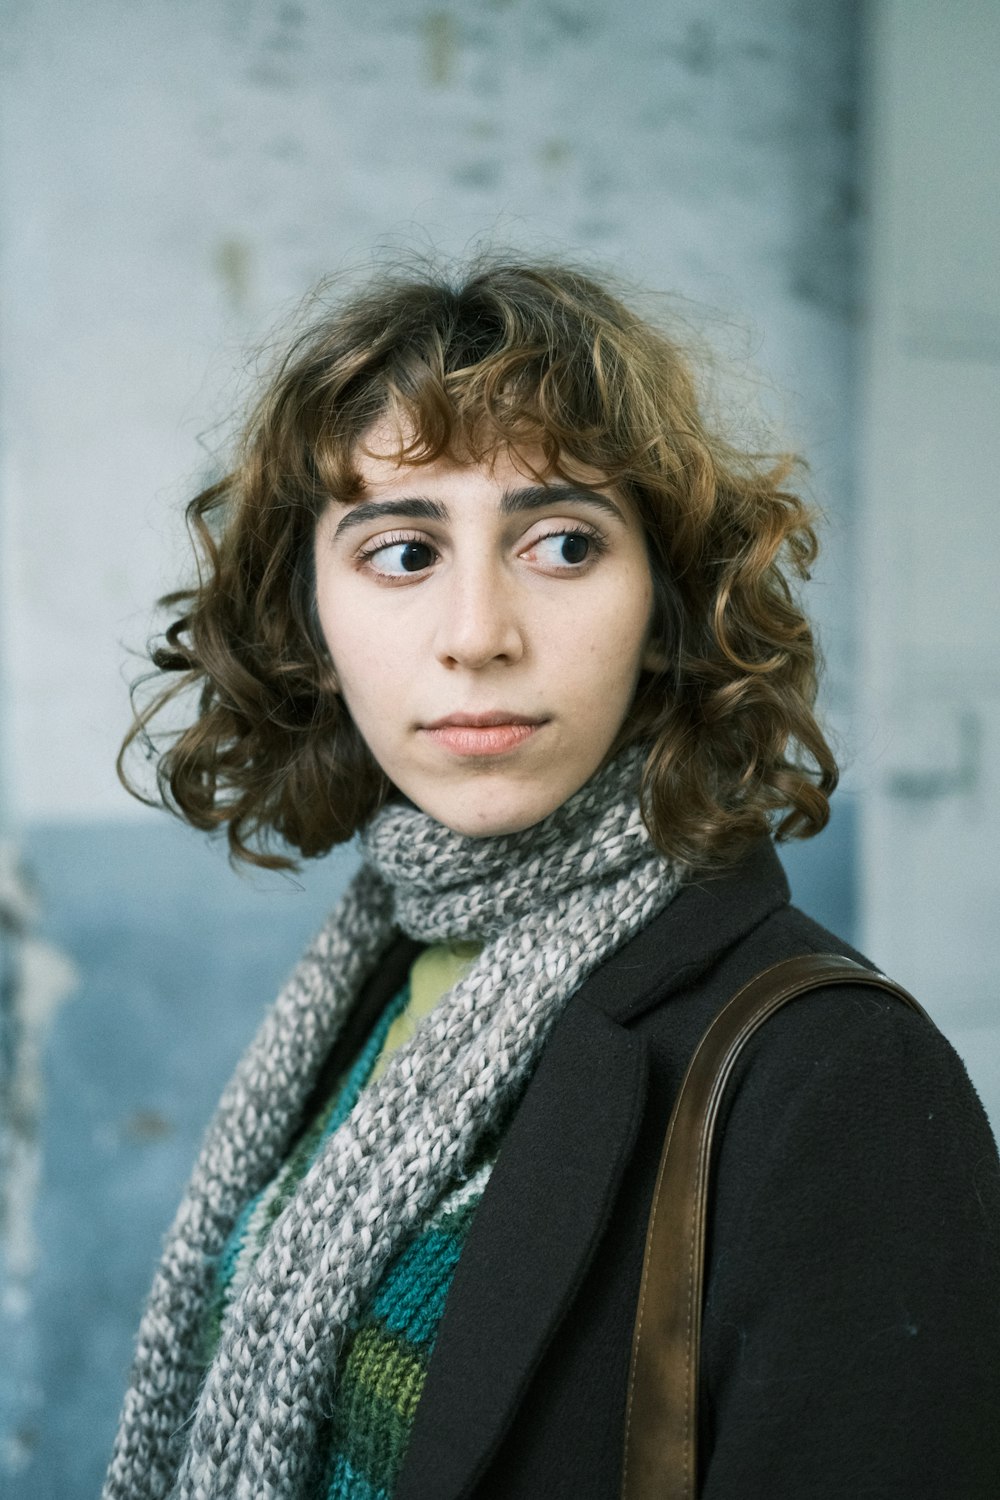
left=375, top=841, right=1000, bottom=1500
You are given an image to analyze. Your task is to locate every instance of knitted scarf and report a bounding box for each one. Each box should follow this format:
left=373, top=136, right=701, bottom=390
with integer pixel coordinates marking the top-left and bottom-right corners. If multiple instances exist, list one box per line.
left=101, top=745, right=684, bottom=1500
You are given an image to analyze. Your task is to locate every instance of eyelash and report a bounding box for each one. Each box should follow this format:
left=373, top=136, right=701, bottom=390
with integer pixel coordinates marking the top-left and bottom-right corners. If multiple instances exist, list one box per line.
left=355, top=524, right=610, bottom=578
left=355, top=530, right=426, bottom=563
left=531, top=524, right=610, bottom=562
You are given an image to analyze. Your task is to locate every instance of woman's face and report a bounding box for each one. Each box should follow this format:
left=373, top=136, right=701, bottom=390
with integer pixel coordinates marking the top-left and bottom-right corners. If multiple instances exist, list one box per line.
left=314, top=425, right=660, bottom=837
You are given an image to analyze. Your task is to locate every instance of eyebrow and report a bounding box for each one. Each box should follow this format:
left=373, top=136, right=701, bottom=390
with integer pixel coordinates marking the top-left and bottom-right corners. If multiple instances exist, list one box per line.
left=331, top=483, right=627, bottom=542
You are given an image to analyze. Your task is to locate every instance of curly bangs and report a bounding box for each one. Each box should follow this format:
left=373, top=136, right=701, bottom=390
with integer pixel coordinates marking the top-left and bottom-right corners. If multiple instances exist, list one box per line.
left=119, top=256, right=838, bottom=869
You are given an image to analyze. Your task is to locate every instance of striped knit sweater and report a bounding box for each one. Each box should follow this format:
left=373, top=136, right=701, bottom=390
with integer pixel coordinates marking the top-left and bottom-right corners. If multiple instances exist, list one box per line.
left=199, top=942, right=515, bottom=1500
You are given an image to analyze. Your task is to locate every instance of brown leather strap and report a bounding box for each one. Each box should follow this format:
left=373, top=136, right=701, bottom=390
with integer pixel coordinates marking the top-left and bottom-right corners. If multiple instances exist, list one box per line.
left=621, top=954, right=928, bottom=1500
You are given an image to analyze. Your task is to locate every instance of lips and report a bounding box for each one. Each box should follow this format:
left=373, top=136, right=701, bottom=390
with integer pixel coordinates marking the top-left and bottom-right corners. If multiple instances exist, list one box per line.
left=423, top=711, right=546, bottom=729
left=420, top=712, right=547, bottom=758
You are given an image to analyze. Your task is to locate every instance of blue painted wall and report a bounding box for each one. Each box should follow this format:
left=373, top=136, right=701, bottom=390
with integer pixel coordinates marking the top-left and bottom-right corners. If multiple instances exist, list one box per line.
left=9, top=822, right=357, bottom=1497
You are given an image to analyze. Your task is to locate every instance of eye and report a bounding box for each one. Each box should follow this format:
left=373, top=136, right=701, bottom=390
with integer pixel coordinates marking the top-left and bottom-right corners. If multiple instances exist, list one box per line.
left=524, top=528, right=605, bottom=569
left=360, top=536, right=437, bottom=577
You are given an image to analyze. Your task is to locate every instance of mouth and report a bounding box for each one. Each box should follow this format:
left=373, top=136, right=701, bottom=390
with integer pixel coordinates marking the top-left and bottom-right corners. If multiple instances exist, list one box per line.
left=420, top=711, right=548, bottom=757
left=423, top=711, right=546, bottom=729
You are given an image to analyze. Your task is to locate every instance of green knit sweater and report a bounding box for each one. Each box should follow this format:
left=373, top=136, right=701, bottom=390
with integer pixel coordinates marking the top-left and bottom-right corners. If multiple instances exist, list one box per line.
left=200, top=943, right=509, bottom=1499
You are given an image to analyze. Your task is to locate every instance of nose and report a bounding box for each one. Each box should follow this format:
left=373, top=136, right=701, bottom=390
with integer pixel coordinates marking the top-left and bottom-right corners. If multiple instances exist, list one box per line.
left=432, top=557, right=525, bottom=670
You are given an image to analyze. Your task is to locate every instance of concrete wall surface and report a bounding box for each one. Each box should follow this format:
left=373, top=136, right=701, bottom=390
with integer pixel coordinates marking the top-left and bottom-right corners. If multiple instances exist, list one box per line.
left=1, top=0, right=862, bottom=822
left=2, top=1, right=870, bottom=1494
left=859, top=0, right=1000, bottom=1128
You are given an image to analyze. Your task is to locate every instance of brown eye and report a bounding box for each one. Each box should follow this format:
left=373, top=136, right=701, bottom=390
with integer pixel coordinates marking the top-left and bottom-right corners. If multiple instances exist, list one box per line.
left=365, top=539, right=437, bottom=576
left=529, top=531, right=600, bottom=568
left=399, top=542, right=434, bottom=572
left=560, top=534, right=590, bottom=565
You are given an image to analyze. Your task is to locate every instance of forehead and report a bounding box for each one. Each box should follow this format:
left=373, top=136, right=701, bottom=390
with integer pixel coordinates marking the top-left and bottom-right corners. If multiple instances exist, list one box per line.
left=349, top=416, right=614, bottom=500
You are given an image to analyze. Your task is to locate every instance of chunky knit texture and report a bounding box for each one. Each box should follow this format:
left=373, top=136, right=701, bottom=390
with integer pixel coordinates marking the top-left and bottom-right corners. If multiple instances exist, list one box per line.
left=198, top=976, right=416, bottom=1369
left=101, top=746, right=684, bottom=1500
left=202, top=945, right=483, bottom=1350
left=202, top=950, right=496, bottom=1499
left=320, top=1158, right=495, bottom=1500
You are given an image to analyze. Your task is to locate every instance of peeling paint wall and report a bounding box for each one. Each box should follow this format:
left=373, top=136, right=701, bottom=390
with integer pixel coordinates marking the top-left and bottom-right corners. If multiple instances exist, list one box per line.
left=0, top=876, right=77, bottom=1287
left=0, top=2, right=863, bottom=1493
left=0, top=844, right=76, bottom=1481
left=1, top=0, right=863, bottom=822
left=3, top=824, right=359, bottom=1496
left=859, top=0, right=1000, bottom=1126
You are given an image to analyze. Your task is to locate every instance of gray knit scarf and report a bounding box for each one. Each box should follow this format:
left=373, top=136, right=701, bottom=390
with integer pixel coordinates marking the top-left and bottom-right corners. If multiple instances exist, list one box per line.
left=102, top=745, right=684, bottom=1500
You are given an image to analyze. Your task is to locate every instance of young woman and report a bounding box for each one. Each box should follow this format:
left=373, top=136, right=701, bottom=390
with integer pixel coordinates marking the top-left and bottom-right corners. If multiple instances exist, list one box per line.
left=105, top=260, right=1000, bottom=1500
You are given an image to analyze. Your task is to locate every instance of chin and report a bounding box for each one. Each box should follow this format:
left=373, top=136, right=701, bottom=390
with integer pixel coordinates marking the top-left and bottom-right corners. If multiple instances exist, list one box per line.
left=428, top=788, right=562, bottom=840
left=436, top=810, right=543, bottom=839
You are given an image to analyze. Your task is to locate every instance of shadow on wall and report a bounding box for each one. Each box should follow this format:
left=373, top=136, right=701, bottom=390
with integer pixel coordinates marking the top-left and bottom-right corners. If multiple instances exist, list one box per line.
left=1, top=808, right=852, bottom=1498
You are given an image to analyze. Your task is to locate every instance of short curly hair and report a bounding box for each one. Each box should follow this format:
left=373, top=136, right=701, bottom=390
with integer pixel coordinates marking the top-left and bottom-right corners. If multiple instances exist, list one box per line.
left=120, top=257, right=837, bottom=869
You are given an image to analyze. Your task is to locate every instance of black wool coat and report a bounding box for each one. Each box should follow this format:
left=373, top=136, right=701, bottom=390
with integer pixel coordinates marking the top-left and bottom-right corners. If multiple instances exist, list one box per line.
left=357, top=841, right=1000, bottom=1500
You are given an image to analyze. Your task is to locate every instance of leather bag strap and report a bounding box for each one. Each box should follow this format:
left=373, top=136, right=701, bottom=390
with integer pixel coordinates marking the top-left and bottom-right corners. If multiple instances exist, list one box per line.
left=620, top=953, right=928, bottom=1500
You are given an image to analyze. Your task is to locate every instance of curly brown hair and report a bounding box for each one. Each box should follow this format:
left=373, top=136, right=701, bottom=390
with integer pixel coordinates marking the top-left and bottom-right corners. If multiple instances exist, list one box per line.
left=119, top=256, right=837, bottom=869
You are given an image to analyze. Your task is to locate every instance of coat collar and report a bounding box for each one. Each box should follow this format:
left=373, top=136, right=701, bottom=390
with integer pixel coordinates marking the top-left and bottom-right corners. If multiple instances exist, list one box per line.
left=395, top=999, right=647, bottom=1500
left=396, top=840, right=790, bottom=1500
left=580, top=837, right=790, bottom=1026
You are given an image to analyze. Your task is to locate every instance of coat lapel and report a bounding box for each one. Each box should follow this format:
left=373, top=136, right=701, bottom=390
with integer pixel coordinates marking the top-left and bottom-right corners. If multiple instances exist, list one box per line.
left=395, top=998, right=648, bottom=1500
left=578, top=839, right=792, bottom=1027
left=395, top=840, right=792, bottom=1500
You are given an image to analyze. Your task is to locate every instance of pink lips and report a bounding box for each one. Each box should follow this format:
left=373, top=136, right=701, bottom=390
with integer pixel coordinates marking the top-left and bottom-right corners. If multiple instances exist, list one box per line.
left=421, top=712, right=546, bottom=757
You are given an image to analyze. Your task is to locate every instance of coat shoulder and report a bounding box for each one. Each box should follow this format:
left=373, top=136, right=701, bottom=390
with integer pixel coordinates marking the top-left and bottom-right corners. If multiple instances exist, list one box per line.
left=620, top=869, right=1000, bottom=1497
left=635, top=889, right=996, bottom=1158
left=693, top=911, right=1000, bottom=1498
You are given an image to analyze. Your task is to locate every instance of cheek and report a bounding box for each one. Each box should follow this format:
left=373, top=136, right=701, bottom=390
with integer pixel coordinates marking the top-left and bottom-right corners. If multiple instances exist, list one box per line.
left=316, top=601, right=410, bottom=746
left=574, top=572, right=655, bottom=672
left=315, top=572, right=373, bottom=671
left=315, top=593, right=365, bottom=705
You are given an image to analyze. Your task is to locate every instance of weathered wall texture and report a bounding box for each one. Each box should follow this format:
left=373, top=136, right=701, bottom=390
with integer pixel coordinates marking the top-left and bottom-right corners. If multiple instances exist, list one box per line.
left=859, top=0, right=1000, bottom=1128
left=0, top=2, right=862, bottom=1494
left=1, top=0, right=861, bottom=820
